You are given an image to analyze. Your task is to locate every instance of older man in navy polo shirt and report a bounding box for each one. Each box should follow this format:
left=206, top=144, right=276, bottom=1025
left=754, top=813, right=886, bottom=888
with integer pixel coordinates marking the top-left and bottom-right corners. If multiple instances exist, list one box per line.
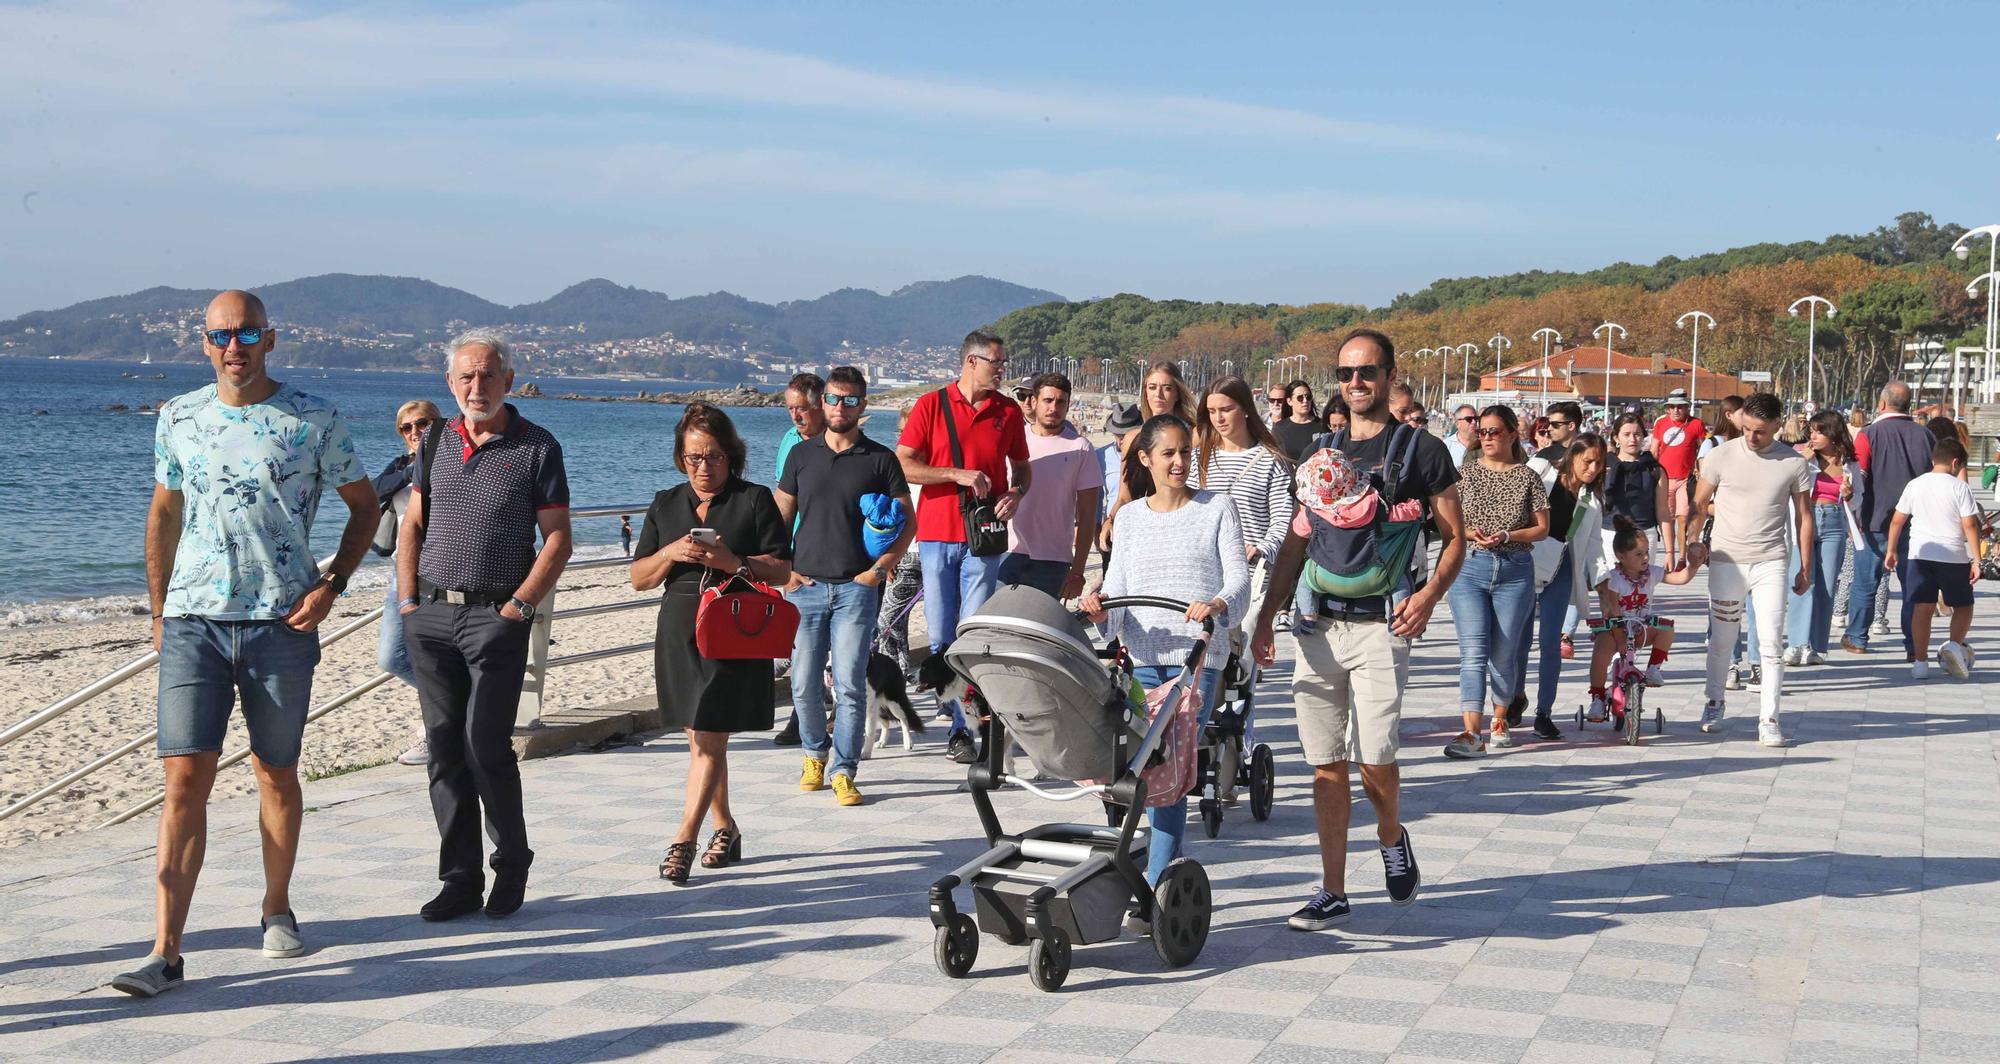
left=777, top=366, right=915, bottom=806
left=397, top=329, right=572, bottom=922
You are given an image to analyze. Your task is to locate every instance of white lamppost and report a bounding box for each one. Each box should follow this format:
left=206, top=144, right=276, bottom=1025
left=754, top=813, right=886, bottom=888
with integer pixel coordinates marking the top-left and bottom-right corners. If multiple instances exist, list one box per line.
left=1675, top=310, right=1715, bottom=413
left=1787, top=296, right=1836, bottom=410
left=1531, top=328, right=1562, bottom=412
left=1412, top=347, right=1436, bottom=407
left=1954, top=225, right=2000, bottom=402
left=1454, top=342, right=1479, bottom=400
left=1592, top=321, right=1627, bottom=414
left=1488, top=333, right=1511, bottom=404
left=1968, top=274, right=2000, bottom=404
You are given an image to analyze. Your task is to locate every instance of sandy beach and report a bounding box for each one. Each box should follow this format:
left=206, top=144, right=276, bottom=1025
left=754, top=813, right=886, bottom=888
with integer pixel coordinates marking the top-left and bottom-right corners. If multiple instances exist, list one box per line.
left=0, top=563, right=671, bottom=849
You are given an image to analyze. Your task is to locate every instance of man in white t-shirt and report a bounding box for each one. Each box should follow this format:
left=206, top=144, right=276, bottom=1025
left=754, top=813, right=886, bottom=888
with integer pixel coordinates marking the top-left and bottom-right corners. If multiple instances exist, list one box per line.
left=998, top=373, right=1102, bottom=599
left=1884, top=436, right=1984, bottom=679
left=1684, top=392, right=1814, bottom=747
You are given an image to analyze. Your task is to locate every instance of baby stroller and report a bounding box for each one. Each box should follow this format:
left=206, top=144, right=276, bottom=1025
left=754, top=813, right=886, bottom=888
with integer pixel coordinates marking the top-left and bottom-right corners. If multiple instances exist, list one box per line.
left=928, top=586, right=1215, bottom=992
left=1193, top=637, right=1275, bottom=837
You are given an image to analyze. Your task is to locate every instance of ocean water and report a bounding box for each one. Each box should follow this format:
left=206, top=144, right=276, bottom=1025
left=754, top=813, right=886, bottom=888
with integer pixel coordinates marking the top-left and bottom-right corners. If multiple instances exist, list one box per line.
left=0, top=360, right=894, bottom=627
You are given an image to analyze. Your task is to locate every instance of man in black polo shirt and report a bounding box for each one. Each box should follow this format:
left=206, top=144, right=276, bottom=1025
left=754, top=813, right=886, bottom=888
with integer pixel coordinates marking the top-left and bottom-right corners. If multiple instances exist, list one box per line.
left=397, top=329, right=572, bottom=921
left=776, top=366, right=915, bottom=807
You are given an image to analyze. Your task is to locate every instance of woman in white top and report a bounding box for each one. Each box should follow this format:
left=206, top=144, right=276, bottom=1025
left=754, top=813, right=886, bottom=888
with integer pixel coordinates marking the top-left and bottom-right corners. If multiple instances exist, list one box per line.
left=1098, top=361, right=1196, bottom=551
left=1082, top=414, right=1249, bottom=893
left=1194, top=376, right=1296, bottom=604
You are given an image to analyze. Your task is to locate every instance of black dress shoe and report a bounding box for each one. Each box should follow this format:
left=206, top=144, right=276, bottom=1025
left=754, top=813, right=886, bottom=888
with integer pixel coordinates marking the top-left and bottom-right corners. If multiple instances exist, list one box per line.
left=420, top=886, right=484, bottom=922
left=1505, top=692, right=1527, bottom=728
left=772, top=714, right=801, bottom=747
left=485, top=878, right=526, bottom=918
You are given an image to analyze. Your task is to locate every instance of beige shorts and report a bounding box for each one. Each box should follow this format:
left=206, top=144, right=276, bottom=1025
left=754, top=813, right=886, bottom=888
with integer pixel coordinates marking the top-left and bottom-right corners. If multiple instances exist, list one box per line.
left=1292, top=618, right=1409, bottom=766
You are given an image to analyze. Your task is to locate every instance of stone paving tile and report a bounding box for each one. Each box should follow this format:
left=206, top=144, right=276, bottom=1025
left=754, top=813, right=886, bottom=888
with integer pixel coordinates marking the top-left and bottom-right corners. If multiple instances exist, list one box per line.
left=3, top=578, right=1996, bottom=1062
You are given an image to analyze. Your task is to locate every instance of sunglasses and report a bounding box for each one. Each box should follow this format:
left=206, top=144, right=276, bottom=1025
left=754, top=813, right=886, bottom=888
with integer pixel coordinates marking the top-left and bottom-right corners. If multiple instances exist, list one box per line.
left=398, top=417, right=434, bottom=434
left=204, top=326, right=268, bottom=347
left=1334, top=365, right=1384, bottom=383
left=1475, top=426, right=1511, bottom=439
left=1546, top=418, right=1573, bottom=428
left=822, top=394, right=863, bottom=408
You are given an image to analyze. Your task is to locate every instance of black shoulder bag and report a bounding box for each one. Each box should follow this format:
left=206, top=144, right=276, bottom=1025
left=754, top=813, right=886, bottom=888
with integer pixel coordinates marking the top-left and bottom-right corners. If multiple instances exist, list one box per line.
left=936, top=388, right=1009, bottom=556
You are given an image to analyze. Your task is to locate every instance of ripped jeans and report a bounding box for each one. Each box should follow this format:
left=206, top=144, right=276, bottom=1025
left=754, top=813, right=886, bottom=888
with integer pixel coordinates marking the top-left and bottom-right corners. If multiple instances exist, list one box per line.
left=1704, top=555, right=1790, bottom=722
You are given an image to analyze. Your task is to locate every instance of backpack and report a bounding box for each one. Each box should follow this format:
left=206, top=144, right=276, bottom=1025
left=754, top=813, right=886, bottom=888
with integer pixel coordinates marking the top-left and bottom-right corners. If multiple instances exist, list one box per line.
left=1300, top=423, right=1427, bottom=602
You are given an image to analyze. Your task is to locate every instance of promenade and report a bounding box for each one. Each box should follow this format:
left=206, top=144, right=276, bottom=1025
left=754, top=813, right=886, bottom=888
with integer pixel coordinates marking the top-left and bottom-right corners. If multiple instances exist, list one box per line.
left=3, top=576, right=1998, bottom=1064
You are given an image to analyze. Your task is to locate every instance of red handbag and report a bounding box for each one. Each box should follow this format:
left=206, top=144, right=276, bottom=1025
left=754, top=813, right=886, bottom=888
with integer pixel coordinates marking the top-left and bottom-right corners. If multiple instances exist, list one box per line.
left=694, top=572, right=800, bottom=660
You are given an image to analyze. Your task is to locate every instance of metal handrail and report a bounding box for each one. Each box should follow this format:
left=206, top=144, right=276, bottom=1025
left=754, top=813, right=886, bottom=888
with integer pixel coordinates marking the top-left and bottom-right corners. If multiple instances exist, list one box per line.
left=4, top=504, right=659, bottom=830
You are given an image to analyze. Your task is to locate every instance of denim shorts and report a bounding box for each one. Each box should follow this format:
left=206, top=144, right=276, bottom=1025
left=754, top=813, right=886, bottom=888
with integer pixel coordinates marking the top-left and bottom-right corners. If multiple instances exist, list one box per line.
left=157, top=617, right=322, bottom=768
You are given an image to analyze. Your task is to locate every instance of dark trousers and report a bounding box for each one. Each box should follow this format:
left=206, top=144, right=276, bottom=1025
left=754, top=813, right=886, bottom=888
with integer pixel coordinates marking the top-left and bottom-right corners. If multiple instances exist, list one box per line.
left=405, top=602, right=535, bottom=891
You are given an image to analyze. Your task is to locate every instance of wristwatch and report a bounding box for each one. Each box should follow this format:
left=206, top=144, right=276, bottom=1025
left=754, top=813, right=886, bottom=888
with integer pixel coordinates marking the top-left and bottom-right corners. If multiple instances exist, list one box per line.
left=508, top=596, right=537, bottom=622
left=317, top=570, right=349, bottom=596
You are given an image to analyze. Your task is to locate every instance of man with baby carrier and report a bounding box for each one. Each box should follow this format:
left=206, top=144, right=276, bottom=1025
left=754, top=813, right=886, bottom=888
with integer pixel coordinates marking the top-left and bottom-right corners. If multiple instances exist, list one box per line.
left=1252, top=328, right=1466, bottom=931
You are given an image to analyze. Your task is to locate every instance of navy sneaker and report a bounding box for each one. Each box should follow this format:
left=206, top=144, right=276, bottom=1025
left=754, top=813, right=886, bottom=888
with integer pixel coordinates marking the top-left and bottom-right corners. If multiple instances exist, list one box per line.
left=1381, top=827, right=1420, bottom=906
left=945, top=730, right=978, bottom=764
left=1287, top=889, right=1351, bottom=931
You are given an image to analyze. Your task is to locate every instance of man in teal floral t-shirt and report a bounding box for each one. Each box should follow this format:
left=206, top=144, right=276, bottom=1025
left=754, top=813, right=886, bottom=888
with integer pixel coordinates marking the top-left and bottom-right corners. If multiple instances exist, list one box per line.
left=114, top=290, right=377, bottom=999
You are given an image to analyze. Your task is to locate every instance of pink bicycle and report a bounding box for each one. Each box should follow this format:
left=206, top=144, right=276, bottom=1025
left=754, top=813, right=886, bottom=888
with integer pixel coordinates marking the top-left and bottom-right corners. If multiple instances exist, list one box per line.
left=1576, top=615, right=1667, bottom=746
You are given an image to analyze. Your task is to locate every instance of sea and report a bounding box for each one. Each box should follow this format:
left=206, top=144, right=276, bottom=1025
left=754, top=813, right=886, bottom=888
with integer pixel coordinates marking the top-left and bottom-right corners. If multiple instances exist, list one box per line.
left=0, top=359, right=897, bottom=628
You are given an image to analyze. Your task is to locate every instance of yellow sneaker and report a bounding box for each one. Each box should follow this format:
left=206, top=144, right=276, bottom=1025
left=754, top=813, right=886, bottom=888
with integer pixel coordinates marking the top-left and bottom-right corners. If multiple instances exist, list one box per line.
left=799, top=756, right=826, bottom=792
left=831, top=774, right=863, bottom=807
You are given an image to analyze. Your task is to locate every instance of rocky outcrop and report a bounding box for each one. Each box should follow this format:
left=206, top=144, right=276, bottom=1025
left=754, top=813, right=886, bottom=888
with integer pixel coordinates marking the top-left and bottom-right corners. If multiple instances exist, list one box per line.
left=515, top=384, right=783, bottom=408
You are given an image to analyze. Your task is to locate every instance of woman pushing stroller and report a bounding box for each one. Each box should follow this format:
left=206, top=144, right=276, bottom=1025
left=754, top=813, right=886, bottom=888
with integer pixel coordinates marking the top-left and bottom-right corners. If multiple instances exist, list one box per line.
left=1081, top=413, right=1249, bottom=898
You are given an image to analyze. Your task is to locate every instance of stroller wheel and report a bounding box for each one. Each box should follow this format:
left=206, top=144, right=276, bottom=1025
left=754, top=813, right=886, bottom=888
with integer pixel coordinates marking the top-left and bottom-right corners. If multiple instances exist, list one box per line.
left=1199, top=798, right=1222, bottom=839
left=933, top=913, right=978, bottom=978
left=1151, top=858, right=1211, bottom=967
left=1027, top=928, right=1072, bottom=992
left=1248, top=744, right=1275, bottom=822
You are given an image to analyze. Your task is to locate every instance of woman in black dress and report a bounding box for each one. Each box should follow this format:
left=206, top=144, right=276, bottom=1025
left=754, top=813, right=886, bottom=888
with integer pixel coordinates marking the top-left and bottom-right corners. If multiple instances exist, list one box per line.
left=631, top=404, right=792, bottom=885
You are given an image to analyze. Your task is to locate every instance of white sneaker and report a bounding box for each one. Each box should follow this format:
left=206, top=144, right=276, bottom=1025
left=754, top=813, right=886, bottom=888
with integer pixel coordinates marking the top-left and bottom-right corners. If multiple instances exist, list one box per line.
left=1911, top=659, right=1929, bottom=680
left=1758, top=718, right=1788, bottom=747
left=1806, top=650, right=1826, bottom=666
left=1939, top=640, right=1973, bottom=680
left=1489, top=729, right=1516, bottom=749
left=396, top=738, right=429, bottom=766
left=1585, top=695, right=1607, bottom=723
left=1781, top=646, right=1802, bottom=667
left=1699, top=700, right=1725, bottom=733
left=1873, top=619, right=1891, bottom=637
left=1643, top=664, right=1666, bottom=688
left=1725, top=665, right=1743, bottom=691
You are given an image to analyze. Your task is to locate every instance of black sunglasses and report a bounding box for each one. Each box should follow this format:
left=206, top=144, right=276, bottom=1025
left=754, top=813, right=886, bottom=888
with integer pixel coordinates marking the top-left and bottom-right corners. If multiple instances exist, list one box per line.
left=204, top=326, right=268, bottom=347
left=398, top=417, right=434, bottom=434
left=1334, top=365, right=1384, bottom=383
left=822, top=394, right=863, bottom=408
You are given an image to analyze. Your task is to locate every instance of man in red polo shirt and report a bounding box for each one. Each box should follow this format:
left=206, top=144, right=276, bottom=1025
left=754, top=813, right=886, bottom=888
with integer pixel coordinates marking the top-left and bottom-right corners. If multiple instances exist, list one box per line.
left=897, top=330, right=1031, bottom=761
left=1652, top=388, right=1705, bottom=569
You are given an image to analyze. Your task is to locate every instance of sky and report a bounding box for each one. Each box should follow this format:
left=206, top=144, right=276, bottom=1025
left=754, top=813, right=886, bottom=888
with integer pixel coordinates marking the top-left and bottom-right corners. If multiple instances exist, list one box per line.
left=1, top=0, right=1996, bottom=319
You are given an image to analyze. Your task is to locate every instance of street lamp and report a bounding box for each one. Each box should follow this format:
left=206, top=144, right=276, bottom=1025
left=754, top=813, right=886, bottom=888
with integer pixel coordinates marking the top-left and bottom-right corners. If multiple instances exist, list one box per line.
left=1675, top=311, right=1715, bottom=413
left=1530, top=328, right=1562, bottom=412
left=1592, top=322, right=1628, bottom=415
left=1412, top=347, right=1436, bottom=407
left=1787, top=296, right=1836, bottom=410
left=1954, top=225, right=2000, bottom=402
left=1488, top=333, right=1511, bottom=402
left=1967, top=273, right=2000, bottom=405
left=1454, top=342, right=1479, bottom=400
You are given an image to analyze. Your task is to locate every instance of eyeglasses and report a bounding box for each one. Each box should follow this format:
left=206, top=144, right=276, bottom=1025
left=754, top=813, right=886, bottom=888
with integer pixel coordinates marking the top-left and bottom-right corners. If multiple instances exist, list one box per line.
left=1456, top=414, right=1478, bottom=423
left=1409, top=416, right=1430, bottom=426
left=683, top=452, right=729, bottom=466
left=204, top=326, right=268, bottom=348
left=1334, top=365, right=1384, bottom=383
left=398, top=417, right=434, bottom=435
left=822, top=394, right=863, bottom=408
left=970, top=353, right=1008, bottom=367
left=1474, top=427, right=1510, bottom=439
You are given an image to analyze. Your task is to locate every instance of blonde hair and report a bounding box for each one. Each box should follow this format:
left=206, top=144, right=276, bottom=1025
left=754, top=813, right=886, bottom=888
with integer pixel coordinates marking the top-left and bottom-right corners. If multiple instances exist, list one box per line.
left=395, top=399, right=443, bottom=428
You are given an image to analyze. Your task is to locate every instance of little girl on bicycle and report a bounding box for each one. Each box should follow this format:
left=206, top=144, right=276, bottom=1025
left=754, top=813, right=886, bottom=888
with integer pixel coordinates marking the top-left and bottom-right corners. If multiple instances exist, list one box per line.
left=1587, top=515, right=1708, bottom=721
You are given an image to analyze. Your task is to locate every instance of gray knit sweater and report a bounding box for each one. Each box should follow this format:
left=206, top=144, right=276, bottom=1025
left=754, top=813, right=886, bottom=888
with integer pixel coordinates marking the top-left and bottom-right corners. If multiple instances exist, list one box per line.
left=1101, top=490, right=1250, bottom=670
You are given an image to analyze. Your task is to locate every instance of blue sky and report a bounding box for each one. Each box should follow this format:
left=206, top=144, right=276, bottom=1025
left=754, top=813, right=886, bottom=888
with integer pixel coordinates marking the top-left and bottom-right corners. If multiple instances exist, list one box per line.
left=1, top=0, right=1994, bottom=318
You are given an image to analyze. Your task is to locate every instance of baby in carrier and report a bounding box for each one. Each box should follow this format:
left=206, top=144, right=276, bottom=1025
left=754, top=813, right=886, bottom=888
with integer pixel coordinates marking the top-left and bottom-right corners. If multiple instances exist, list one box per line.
left=1291, top=448, right=1425, bottom=634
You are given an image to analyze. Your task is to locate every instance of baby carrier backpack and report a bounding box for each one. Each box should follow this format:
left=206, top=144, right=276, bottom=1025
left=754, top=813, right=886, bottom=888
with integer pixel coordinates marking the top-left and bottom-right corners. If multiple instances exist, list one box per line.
left=1301, top=423, right=1426, bottom=601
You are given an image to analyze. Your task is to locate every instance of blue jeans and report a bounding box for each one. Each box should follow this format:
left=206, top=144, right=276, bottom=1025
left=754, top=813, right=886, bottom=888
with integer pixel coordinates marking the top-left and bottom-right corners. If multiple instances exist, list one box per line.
left=157, top=616, right=321, bottom=768
left=787, top=578, right=880, bottom=781
left=377, top=580, right=418, bottom=686
left=1846, top=528, right=1910, bottom=652
left=1513, top=551, right=1574, bottom=716
left=919, top=540, right=1003, bottom=734
left=1786, top=502, right=1849, bottom=655
left=1446, top=548, right=1536, bottom=714
left=997, top=553, right=1072, bottom=599
left=1131, top=665, right=1222, bottom=886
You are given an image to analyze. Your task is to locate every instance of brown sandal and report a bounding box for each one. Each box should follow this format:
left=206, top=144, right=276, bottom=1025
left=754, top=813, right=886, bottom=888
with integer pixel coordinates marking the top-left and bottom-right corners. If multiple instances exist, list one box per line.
left=659, top=842, right=696, bottom=885
left=700, top=826, right=742, bottom=869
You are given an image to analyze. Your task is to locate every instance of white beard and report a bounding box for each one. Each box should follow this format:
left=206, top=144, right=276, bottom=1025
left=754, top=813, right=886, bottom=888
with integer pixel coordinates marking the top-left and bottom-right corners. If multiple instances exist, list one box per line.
left=458, top=397, right=503, bottom=424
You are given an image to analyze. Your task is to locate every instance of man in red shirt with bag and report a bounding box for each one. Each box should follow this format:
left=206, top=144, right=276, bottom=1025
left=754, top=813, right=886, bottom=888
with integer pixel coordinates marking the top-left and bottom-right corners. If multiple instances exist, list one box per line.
left=1652, top=388, right=1705, bottom=569
left=897, top=331, right=1032, bottom=762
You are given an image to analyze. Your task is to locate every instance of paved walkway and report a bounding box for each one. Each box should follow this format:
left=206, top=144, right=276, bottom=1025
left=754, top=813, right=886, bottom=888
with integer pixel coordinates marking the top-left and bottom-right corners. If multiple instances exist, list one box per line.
left=4, top=576, right=1999, bottom=1063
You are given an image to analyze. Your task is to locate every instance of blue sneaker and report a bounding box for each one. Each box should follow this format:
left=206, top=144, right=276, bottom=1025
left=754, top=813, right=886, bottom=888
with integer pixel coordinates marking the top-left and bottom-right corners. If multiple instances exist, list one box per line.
left=1287, top=889, right=1351, bottom=931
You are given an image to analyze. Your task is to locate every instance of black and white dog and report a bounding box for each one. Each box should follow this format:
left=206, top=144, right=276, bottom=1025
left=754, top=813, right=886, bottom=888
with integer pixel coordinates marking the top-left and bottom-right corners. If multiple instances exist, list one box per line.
left=860, top=652, right=927, bottom=757
left=913, top=647, right=1031, bottom=777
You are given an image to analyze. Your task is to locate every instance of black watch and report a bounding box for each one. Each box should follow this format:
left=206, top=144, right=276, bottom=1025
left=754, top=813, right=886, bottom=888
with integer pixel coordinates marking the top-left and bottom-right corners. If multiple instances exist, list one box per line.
left=318, top=570, right=349, bottom=596
left=508, top=596, right=537, bottom=622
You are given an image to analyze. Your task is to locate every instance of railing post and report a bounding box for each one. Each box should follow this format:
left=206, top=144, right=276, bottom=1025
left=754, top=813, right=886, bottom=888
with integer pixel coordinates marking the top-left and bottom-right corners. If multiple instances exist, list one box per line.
left=517, top=587, right=554, bottom=729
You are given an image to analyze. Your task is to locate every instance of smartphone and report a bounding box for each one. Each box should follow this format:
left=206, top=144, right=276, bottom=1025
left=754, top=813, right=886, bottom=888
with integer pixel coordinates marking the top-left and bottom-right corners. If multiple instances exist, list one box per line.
left=689, top=528, right=721, bottom=547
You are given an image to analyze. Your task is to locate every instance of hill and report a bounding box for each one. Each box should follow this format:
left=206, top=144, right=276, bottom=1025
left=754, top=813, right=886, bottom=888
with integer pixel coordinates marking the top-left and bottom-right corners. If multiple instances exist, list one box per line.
left=0, top=273, right=1066, bottom=367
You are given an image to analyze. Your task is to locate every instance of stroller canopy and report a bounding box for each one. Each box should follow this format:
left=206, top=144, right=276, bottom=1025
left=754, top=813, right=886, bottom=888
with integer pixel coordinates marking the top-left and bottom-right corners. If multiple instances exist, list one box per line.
left=947, top=586, right=1128, bottom=782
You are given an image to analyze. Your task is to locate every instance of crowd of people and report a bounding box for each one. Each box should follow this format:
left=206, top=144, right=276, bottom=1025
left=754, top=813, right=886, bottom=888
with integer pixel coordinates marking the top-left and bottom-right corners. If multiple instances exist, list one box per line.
left=115, top=288, right=1988, bottom=996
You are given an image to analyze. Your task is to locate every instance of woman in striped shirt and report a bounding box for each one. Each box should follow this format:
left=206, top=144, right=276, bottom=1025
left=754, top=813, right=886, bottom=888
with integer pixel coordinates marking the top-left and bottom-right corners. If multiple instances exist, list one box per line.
left=1195, top=376, right=1296, bottom=592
